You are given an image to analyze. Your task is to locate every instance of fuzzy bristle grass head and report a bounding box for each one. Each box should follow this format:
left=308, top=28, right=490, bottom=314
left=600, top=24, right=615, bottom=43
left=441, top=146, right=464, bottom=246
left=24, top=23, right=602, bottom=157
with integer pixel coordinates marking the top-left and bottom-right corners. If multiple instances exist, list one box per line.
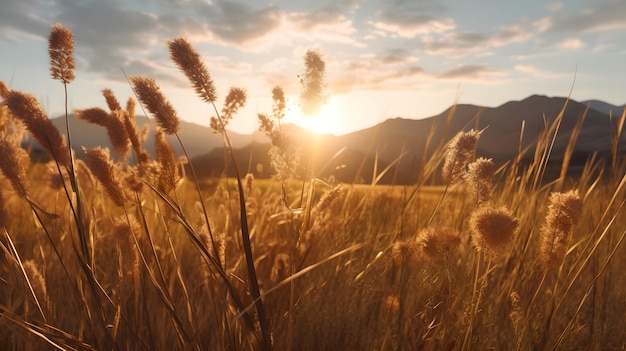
left=442, top=129, right=480, bottom=186
left=48, top=23, right=75, bottom=84
left=0, top=137, right=30, bottom=198
left=470, top=205, right=519, bottom=258
left=5, top=91, right=71, bottom=168
left=129, top=76, right=180, bottom=135
left=540, top=190, right=583, bottom=269
left=83, top=147, right=127, bottom=207
left=168, top=37, right=217, bottom=103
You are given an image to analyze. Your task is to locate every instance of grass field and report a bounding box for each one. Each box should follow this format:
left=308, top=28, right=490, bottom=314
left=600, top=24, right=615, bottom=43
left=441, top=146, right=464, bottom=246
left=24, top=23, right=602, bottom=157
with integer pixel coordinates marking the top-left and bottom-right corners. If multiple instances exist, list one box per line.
left=0, top=24, right=624, bottom=350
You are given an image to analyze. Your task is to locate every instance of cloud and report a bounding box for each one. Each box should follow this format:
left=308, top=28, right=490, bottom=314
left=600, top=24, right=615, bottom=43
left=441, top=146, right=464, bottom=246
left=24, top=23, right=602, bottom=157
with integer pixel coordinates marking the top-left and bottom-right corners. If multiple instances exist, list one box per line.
left=547, top=0, right=626, bottom=33
left=202, top=1, right=282, bottom=44
left=421, top=19, right=543, bottom=57
left=557, top=38, right=584, bottom=49
left=370, top=0, right=455, bottom=38
left=438, top=64, right=508, bottom=80
left=0, top=0, right=56, bottom=41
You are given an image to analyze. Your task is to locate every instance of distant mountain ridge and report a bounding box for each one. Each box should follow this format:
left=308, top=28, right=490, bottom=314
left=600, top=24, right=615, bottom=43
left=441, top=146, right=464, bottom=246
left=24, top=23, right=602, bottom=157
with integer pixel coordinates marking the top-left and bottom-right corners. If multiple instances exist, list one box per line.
left=24, top=95, right=626, bottom=184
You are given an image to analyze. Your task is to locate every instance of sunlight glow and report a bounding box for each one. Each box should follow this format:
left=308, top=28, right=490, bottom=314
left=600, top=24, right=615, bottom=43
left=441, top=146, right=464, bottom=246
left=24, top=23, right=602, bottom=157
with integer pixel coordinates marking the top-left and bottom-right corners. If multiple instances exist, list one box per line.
left=284, top=99, right=342, bottom=135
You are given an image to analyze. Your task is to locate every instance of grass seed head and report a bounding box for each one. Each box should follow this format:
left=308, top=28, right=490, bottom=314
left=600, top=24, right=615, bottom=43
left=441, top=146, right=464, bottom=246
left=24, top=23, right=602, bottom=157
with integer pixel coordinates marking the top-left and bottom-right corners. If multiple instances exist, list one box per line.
left=155, top=130, right=180, bottom=194
left=5, top=91, right=71, bottom=168
left=168, top=37, right=217, bottom=103
left=272, top=86, right=286, bottom=120
left=0, top=137, right=30, bottom=198
left=415, top=226, right=461, bottom=262
left=540, top=190, right=583, bottom=269
left=466, top=157, right=495, bottom=206
left=470, top=206, right=519, bottom=258
left=48, top=23, right=75, bottom=84
left=130, top=76, right=180, bottom=135
left=442, top=129, right=480, bottom=186
left=102, top=88, right=122, bottom=111
left=0, top=80, right=9, bottom=100
left=83, top=147, right=127, bottom=207
left=23, top=260, right=51, bottom=317
left=300, top=50, right=327, bottom=116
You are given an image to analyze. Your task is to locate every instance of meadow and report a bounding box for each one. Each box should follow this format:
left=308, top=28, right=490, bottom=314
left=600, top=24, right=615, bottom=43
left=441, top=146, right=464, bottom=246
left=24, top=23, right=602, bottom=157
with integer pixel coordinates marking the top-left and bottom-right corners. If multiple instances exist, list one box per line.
left=0, top=24, right=624, bottom=350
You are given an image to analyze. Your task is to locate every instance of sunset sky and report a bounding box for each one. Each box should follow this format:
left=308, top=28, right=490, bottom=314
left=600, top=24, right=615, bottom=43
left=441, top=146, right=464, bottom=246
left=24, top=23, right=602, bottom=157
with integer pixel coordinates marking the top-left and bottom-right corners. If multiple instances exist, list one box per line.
left=1, top=0, right=625, bottom=135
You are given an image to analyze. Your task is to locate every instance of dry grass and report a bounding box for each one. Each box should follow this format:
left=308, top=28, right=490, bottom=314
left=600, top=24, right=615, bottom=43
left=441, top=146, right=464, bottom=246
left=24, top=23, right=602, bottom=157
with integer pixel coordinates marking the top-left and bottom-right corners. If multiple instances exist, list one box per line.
left=0, top=25, right=625, bottom=351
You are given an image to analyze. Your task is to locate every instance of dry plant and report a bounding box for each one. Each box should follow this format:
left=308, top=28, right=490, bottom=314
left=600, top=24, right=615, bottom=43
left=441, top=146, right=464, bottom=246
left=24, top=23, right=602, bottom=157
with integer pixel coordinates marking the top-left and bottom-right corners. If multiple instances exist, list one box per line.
left=0, top=23, right=624, bottom=351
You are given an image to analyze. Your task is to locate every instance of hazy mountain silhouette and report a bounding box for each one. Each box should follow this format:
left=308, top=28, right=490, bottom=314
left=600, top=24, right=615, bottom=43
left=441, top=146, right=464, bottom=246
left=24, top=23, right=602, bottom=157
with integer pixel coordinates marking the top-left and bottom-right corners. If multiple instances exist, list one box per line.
left=581, top=99, right=626, bottom=116
left=24, top=95, right=625, bottom=184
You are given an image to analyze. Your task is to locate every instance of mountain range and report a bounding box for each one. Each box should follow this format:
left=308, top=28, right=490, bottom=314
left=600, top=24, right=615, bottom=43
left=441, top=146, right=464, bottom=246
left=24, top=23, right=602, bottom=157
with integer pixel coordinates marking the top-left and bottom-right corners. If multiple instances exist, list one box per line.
left=26, top=95, right=625, bottom=185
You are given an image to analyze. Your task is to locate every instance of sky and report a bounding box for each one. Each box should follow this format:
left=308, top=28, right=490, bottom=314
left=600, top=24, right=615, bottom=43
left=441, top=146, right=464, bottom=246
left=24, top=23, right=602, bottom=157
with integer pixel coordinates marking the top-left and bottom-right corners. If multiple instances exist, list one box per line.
left=1, top=0, right=625, bottom=136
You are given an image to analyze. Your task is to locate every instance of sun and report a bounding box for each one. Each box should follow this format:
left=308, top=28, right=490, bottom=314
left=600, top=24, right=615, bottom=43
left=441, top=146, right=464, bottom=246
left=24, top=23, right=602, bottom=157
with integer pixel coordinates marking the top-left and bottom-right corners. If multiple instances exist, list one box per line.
left=284, top=100, right=342, bottom=135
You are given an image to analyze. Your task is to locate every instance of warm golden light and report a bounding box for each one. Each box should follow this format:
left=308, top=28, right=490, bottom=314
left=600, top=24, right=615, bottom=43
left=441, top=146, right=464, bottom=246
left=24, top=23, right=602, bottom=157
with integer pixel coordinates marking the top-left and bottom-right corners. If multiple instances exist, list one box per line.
left=285, top=99, right=341, bottom=135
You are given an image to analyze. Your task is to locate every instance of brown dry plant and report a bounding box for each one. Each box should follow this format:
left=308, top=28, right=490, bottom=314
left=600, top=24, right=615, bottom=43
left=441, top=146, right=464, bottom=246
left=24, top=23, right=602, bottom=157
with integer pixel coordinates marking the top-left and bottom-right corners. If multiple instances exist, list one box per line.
left=130, top=76, right=180, bottom=135
left=539, top=190, right=583, bottom=269
left=0, top=137, right=30, bottom=198
left=83, top=147, right=127, bottom=207
left=48, top=23, right=75, bottom=84
left=168, top=37, right=217, bottom=103
left=470, top=206, right=519, bottom=258
left=442, top=129, right=480, bottom=186
left=5, top=91, right=71, bottom=168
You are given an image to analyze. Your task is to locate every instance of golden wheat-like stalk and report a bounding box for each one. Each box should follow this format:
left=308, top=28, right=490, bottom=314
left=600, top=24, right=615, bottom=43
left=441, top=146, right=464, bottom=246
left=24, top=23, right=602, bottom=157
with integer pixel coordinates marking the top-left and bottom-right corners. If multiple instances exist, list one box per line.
left=466, top=157, right=496, bottom=206
left=83, top=147, right=127, bottom=207
left=0, top=137, right=30, bottom=198
left=540, top=190, right=583, bottom=269
left=168, top=37, right=217, bottom=103
left=48, top=23, right=75, bottom=84
left=112, top=216, right=141, bottom=291
left=154, top=130, right=180, bottom=194
left=129, top=76, right=180, bottom=135
left=5, top=91, right=71, bottom=168
left=23, top=260, right=51, bottom=317
left=102, top=88, right=122, bottom=111
left=442, top=129, right=480, bottom=186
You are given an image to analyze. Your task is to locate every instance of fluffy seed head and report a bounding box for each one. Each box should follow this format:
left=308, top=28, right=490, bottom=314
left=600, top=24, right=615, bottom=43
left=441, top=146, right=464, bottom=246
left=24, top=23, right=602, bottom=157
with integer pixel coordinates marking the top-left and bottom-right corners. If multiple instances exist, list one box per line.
left=155, top=130, right=180, bottom=194
left=465, top=157, right=496, bottom=206
left=102, top=88, right=122, bottom=111
left=313, top=185, right=343, bottom=216
left=107, top=111, right=131, bottom=157
left=220, top=86, right=247, bottom=129
left=48, top=23, right=76, bottom=84
left=130, top=76, right=180, bottom=134
left=442, top=130, right=480, bottom=186
left=470, top=206, right=519, bottom=258
left=272, top=86, right=286, bottom=120
left=76, top=107, right=108, bottom=126
left=391, top=239, right=414, bottom=265
left=5, top=91, right=71, bottom=167
left=0, top=80, right=9, bottom=99
left=415, top=226, right=461, bottom=261
left=300, top=50, right=327, bottom=116
left=168, top=37, right=217, bottom=103
left=83, top=147, right=126, bottom=207
left=540, top=190, right=583, bottom=269
left=0, top=137, right=30, bottom=198
left=23, top=260, right=51, bottom=317
left=112, top=216, right=141, bottom=296
left=258, top=113, right=274, bottom=137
